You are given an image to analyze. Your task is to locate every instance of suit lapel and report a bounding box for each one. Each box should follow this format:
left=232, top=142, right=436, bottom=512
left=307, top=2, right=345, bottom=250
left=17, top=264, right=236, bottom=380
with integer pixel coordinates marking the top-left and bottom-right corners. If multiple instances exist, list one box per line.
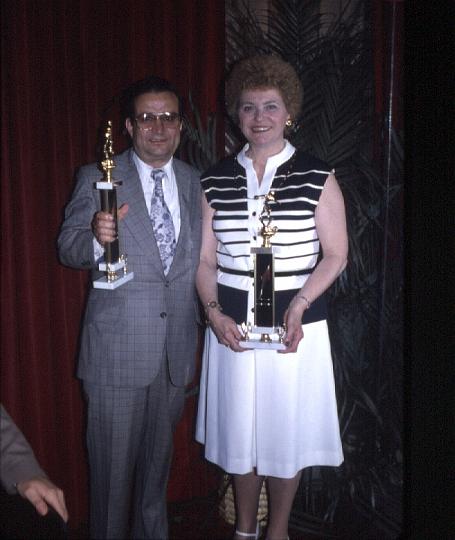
left=169, top=159, right=192, bottom=276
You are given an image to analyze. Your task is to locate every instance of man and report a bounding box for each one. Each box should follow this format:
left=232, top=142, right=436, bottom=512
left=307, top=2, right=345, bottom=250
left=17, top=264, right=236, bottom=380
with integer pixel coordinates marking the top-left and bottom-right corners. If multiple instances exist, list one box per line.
left=58, top=76, right=202, bottom=539
left=0, top=404, right=69, bottom=529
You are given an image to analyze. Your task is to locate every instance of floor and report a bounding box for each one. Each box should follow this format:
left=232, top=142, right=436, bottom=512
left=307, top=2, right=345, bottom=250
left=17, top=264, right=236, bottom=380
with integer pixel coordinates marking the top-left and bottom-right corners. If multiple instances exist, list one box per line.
left=168, top=495, right=334, bottom=540
left=68, top=493, right=325, bottom=539
left=1, top=487, right=399, bottom=539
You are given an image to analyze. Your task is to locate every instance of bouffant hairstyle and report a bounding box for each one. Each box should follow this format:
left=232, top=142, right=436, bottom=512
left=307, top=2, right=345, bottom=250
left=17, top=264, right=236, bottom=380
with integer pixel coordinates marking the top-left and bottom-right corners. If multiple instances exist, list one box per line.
left=225, top=55, right=303, bottom=123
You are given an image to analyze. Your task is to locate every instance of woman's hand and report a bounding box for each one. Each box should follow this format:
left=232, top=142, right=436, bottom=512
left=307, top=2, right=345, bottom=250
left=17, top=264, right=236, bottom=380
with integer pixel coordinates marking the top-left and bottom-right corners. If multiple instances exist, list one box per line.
left=207, top=310, right=248, bottom=352
left=279, top=296, right=306, bottom=353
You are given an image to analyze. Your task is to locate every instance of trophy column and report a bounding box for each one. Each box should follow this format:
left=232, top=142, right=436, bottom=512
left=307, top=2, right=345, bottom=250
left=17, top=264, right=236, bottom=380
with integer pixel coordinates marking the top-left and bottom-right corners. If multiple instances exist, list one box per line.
left=239, top=192, right=285, bottom=350
left=93, top=121, right=134, bottom=290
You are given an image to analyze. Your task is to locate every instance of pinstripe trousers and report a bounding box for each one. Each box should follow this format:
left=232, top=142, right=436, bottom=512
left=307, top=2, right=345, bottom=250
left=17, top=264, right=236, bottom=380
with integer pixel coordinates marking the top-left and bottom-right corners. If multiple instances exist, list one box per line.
left=84, top=358, right=185, bottom=539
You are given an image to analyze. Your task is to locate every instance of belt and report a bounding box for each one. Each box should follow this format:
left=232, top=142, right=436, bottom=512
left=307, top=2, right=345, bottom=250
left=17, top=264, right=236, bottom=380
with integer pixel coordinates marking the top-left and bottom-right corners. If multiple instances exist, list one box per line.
left=217, top=265, right=312, bottom=278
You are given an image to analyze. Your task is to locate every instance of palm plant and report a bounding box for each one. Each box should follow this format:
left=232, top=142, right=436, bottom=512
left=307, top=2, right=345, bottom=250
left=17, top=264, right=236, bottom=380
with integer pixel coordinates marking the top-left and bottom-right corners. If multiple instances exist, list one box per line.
left=179, top=92, right=220, bottom=172
left=180, top=0, right=403, bottom=536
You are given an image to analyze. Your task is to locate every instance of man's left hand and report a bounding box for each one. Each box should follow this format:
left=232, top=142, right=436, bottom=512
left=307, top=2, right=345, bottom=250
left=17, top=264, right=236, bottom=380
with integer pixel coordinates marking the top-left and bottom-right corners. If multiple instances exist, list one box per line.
left=16, top=476, right=69, bottom=522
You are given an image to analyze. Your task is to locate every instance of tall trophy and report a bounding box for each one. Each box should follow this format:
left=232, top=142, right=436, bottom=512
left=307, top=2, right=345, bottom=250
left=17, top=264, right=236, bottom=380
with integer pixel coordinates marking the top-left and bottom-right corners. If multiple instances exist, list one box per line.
left=239, top=192, right=286, bottom=350
left=93, top=121, right=134, bottom=290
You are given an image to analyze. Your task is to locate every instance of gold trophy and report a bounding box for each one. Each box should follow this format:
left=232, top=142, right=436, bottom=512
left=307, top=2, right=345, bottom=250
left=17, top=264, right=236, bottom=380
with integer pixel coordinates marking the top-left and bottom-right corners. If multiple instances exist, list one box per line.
left=93, top=121, right=134, bottom=290
left=239, top=192, right=286, bottom=350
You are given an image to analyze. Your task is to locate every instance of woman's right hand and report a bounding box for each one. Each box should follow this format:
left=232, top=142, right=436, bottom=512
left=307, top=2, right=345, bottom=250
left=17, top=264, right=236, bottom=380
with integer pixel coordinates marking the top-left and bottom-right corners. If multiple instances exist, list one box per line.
left=207, top=310, right=248, bottom=352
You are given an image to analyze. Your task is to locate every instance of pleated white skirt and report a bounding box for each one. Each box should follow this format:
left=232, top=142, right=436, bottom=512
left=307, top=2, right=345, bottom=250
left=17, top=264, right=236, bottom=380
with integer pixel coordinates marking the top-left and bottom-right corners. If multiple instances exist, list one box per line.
left=195, top=320, right=344, bottom=478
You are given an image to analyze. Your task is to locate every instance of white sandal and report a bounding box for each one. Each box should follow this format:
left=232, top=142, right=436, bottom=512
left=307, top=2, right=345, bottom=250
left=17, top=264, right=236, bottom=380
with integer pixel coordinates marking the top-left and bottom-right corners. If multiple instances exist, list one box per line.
left=234, top=522, right=260, bottom=538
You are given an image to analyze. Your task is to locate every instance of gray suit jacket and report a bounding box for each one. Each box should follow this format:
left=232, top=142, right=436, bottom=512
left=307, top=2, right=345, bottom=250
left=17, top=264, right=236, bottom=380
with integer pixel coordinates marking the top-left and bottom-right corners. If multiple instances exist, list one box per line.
left=58, top=149, right=202, bottom=388
left=0, top=405, right=47, bottom=494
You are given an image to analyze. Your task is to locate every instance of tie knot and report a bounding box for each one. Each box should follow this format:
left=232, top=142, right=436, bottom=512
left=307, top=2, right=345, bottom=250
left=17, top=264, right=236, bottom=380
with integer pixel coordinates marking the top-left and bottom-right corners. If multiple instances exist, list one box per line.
left=151, top=169, right=165, bottom=196
left=152, top=168, right=165, bottom=183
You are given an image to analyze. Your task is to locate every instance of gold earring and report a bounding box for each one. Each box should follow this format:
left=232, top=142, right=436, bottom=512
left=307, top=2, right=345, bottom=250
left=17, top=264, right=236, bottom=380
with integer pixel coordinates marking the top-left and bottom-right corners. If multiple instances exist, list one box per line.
left=285, top=119, right=292, bottom=127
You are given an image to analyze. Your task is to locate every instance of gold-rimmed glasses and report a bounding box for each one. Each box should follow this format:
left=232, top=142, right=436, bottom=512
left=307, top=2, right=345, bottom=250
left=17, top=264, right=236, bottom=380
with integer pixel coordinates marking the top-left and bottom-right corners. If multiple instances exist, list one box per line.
left=135, top=112, right=181, bottom=130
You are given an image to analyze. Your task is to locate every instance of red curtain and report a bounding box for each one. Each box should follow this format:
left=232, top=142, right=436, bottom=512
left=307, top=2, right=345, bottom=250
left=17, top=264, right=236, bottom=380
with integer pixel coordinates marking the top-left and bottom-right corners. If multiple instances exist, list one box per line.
left=1, top=0, right=223, bottom=527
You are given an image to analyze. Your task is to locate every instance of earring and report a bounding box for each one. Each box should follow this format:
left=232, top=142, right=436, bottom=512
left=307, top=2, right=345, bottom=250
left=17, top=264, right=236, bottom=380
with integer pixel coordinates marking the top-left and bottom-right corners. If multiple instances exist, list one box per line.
left=285, top=119, right=293, bottom=127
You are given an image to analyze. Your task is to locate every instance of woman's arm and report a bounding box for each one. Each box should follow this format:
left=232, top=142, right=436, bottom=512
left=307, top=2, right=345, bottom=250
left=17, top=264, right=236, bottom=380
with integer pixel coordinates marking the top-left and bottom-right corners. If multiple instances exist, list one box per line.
left=196, top=194, right=246, bottom=351
left=282, top=172, right=348, bottom=352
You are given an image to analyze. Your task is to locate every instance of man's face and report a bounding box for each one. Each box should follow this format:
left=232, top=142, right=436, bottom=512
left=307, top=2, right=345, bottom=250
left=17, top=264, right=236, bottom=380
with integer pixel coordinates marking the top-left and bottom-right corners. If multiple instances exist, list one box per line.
left=126, top=91, right=182, bottom=167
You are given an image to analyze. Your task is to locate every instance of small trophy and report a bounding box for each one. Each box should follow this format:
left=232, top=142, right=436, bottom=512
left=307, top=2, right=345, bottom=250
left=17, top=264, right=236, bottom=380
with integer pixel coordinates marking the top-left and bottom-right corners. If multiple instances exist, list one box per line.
left=93, top=121, right=134, bottom=290
left=239, top=192, right=286, bottom=350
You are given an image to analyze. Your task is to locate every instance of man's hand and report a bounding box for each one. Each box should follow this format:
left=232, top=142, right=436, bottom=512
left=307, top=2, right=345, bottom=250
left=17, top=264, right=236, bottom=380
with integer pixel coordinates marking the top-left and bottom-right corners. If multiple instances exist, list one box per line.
left=92, top=203, right=129, bottom=245
left=16, top=476, right=69, bottom=522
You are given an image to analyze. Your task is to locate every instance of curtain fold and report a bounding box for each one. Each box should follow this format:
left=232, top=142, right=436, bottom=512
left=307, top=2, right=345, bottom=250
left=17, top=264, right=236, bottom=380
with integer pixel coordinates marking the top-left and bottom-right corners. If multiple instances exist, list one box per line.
left=1, top=0, right=223, bottom=526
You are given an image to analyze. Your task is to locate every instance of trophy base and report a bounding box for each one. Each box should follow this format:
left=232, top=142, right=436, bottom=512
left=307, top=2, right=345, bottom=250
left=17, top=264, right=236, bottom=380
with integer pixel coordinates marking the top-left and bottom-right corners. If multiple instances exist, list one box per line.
left=239, top=325, right=286, bottom=350
left=93, top=271, right=134, bottom=290
left=239, top=339, right=286, bottom=350
left=98, top=260, right=127, bottom=272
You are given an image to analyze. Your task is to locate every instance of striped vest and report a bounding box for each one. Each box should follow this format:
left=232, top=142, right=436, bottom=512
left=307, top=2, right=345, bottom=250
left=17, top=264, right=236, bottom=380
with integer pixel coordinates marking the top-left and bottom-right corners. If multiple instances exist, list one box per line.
left=201, top=150, right=331, bottom=325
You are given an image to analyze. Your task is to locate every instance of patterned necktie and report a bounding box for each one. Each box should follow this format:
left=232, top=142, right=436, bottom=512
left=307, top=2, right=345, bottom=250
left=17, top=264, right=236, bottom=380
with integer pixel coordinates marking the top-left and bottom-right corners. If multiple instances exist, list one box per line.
left=150, top=169, right=176, bottom=274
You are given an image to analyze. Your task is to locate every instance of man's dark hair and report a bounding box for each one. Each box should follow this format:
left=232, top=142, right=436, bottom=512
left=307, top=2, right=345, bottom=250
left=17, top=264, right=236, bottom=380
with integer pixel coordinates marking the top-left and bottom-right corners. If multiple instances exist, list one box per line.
left=120, top=75, right=183, bottom=123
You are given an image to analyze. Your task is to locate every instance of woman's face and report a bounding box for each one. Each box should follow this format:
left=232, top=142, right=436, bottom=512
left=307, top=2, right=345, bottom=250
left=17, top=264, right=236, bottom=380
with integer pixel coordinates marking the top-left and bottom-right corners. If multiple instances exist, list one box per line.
left=237, top=88, right=290, bottom=154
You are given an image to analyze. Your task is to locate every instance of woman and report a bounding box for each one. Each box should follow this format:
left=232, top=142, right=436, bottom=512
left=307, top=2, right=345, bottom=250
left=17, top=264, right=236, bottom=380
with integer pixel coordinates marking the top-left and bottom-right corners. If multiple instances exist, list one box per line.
left=195, top=55, right=347, bottom=540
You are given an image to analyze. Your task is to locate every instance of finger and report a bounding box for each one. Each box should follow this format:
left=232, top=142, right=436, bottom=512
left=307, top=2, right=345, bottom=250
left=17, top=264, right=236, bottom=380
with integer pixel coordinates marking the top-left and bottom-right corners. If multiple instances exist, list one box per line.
left=23, top=487, right=49, bottom=516
left=230, top=343, right=250, bottom=352
left=279, top=328, right=303, bottom=354
left=231, top=328, right=244, bottom=341
left=97, top=232, right=117, bottom=245
left=34, top=499, right=49, bottom=516
left=93, top=218, right=117, bottom=244
left=96, top=217, right=116, bottom=230
left=96, top=211, right=114, bottom=222
left=117, top=203, right=129, bottom=220
left=43, top=489, right=68, bottom=522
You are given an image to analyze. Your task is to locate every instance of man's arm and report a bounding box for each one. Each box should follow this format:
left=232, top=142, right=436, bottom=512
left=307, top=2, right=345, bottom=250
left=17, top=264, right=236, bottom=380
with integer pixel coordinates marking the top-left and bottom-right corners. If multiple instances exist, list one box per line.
left=0, top=405, right=69, bottom=522
left=57, top=165, right=100, bottom=269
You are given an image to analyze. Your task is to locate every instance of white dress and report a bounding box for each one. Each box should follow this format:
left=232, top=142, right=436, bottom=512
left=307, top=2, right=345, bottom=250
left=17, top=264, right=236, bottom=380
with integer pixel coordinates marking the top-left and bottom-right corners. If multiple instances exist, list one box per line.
left=195, top=142, right=344, bottom=478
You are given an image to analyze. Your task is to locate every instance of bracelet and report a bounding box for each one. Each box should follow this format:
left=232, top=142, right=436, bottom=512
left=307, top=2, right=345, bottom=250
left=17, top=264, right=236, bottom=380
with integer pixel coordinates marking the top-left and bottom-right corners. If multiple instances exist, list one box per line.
left=205, top=300, right=222, bottom=312
left=204, top=300, right=222, bottom=325
left=296, top=294, right=311, bottom=309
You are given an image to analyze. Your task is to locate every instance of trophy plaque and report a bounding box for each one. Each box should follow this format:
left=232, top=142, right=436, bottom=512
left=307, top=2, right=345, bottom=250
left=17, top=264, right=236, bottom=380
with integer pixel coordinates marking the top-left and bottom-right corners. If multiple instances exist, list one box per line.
left=93, top=121, right=134, bottom=290
left=239, top=192, right=286, bottom=350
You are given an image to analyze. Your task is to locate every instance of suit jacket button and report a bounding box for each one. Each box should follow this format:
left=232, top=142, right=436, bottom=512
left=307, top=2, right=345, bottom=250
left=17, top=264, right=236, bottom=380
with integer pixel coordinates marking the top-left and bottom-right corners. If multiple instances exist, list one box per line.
left=160, top=312, right=167, bottom=318
left=165, top=281, right=170, bottom=288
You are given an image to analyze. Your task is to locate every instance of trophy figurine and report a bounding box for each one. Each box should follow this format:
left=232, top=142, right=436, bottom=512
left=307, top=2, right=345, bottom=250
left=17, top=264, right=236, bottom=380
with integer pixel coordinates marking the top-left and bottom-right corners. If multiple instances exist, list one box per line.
left=93, top=121, right=134, bottom=290
left=239, top=192, right=286, bottom=350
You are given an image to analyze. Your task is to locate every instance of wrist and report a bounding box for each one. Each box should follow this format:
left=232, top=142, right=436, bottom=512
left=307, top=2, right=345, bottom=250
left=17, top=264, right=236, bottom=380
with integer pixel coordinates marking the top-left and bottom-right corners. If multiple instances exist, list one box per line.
left=204, top=300, right=222, bottom=324
left=292, top=294, right=311, bottom=310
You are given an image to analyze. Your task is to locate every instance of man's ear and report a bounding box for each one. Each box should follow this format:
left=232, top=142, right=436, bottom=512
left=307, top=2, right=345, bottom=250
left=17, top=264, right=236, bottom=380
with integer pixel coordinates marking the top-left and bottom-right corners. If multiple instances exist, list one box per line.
left=125, top=117, right=133, bottom=138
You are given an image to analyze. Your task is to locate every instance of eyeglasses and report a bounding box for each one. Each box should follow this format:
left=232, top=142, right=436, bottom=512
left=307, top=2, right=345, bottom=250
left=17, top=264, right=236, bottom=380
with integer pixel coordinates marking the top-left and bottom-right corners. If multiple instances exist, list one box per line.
left=134, top=112, right=181, bottom=129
